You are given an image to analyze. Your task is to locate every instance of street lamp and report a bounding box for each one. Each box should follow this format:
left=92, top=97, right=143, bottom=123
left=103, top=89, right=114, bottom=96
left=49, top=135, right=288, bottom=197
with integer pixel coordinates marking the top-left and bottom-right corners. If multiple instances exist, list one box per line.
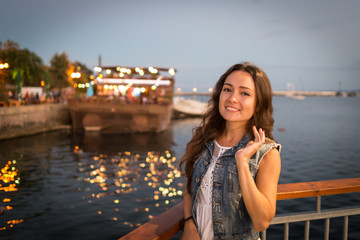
left=0, top=63, right=9, bottom=69
left=71, top=72, right=81, bottom=79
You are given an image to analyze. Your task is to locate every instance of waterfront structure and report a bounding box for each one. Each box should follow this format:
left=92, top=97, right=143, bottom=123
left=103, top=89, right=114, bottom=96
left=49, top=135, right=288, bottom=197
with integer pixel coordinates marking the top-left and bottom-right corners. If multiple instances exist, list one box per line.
left=68, top=66, right=176, bottom=133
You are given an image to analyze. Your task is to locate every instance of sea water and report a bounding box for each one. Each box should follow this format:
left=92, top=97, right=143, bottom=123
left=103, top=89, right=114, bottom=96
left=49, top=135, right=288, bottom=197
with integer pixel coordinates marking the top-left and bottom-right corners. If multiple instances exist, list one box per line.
left=0, top=96, right=359, bottom=239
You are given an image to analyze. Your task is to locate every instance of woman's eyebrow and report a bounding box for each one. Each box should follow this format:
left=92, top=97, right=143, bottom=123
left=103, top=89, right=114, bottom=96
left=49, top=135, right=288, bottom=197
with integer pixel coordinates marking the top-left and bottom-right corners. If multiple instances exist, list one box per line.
left=224, top=82, right=254, bottom=92
left=239, top=86, right=254, bottom=92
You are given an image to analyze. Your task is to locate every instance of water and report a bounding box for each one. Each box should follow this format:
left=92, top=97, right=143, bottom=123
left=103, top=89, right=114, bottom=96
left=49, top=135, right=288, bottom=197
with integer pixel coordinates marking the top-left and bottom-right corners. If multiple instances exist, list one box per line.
left=1, top=96, right=360, bottom=239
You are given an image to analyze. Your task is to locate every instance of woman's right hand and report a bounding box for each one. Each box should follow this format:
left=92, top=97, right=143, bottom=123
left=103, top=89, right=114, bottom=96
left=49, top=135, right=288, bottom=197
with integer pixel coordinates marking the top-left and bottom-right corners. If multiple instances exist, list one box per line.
left=181, top=219, right=200, bottom=240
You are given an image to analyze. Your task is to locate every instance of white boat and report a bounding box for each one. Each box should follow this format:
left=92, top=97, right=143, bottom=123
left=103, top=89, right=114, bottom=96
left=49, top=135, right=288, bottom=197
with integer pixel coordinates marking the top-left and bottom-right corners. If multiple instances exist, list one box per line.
left=173, top=97, right=207, bottom=117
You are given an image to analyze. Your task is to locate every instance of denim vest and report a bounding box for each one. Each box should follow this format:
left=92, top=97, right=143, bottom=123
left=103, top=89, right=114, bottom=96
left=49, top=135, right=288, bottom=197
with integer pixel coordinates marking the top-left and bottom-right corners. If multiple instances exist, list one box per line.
left=190, top=135, right=281, bottom=240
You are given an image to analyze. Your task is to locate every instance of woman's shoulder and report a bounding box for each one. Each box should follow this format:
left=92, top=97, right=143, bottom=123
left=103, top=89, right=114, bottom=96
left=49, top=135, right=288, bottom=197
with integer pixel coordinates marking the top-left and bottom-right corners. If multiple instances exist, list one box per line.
left=263, top=138, right=281, bottom=153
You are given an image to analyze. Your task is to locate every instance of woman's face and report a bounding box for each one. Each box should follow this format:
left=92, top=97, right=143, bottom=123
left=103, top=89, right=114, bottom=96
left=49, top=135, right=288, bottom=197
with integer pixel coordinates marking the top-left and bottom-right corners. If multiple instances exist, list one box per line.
left=219, top=70, right=256, bottom=125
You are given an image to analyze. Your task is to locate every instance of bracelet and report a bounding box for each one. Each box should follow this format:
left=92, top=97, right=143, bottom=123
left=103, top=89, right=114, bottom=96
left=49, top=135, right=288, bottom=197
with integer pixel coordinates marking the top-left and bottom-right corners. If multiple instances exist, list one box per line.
left=184, top=216, right=193, bottom=224
left=182, top=216, right=194, bottom=230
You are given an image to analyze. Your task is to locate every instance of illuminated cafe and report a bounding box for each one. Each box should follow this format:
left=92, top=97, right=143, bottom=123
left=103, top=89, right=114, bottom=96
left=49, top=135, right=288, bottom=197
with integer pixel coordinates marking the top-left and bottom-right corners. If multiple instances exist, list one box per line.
left=93, top=66, right=176, bottom=105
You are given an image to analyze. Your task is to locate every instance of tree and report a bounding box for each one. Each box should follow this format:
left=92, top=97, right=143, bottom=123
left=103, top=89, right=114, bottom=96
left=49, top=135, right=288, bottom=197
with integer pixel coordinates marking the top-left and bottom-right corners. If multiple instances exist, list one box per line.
left=0, top=39, right=44, bottom=86
left=49, top=52, right=71, bottom=93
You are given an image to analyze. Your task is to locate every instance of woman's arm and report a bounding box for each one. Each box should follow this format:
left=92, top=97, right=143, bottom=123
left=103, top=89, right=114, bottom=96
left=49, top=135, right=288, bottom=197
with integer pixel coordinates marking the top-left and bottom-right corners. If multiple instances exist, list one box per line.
left=235, top=127, right=281, bottom=232
left=181, top=187, right=200, bottom=240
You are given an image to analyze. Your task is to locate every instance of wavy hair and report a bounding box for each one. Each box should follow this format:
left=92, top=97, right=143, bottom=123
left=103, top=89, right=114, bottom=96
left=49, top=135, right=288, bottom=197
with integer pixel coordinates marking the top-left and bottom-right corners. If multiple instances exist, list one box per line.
left=180, top=62, right=275, bottom=192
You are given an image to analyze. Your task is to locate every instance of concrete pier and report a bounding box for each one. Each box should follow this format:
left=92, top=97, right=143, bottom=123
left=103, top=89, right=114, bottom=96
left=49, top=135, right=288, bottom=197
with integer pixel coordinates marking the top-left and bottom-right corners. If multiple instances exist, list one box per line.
left=0, top=103, right=71, bottom=140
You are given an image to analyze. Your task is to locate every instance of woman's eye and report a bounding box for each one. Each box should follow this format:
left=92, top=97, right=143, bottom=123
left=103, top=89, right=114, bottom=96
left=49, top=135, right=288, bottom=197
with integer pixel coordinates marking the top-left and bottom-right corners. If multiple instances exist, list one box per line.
left=241, top=92, right=250, bottom=96
left=223, top=88, right=231, bottom=92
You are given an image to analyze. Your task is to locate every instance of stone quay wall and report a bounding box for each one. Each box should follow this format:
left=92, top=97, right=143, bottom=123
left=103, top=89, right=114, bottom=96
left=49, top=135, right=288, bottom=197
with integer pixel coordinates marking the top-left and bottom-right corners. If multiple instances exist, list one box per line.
left=0, top=103, right=71, bottom=140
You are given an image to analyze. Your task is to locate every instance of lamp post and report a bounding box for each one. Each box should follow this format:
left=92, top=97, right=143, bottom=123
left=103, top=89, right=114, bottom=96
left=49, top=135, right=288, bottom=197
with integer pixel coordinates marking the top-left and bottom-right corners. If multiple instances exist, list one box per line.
left=0, top=63, right=9, bottom=69
left=0, top=62, right=10, bottom=84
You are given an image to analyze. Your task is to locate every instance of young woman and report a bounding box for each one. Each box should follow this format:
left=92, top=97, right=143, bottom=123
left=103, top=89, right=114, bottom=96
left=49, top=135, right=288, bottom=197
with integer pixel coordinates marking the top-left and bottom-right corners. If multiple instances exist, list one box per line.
left=180, top=62, right=281, bottom=240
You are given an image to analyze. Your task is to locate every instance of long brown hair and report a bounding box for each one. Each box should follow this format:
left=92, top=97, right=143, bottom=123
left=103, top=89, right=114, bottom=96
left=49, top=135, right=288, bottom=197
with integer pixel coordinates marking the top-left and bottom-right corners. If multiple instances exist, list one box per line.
left=180, top=62, right=275, bottom=192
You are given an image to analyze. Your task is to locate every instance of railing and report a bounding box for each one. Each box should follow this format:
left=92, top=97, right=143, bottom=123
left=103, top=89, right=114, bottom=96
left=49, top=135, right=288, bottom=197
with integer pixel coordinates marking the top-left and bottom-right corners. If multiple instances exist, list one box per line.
left=119, top=178, right=360, bottom=240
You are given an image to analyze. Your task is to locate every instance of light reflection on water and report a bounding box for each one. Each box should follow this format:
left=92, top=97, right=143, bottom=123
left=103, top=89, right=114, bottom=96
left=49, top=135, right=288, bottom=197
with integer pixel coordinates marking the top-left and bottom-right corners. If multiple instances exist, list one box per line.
left=0, top=160, right=21, bottom=230
left=75, top=148, right=183, bottom=225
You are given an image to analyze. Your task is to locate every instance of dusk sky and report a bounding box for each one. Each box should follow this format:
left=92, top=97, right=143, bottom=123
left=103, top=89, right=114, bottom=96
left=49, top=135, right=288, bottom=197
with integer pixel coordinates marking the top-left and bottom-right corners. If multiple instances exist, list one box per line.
left=1, top=0, right=359, bottom=92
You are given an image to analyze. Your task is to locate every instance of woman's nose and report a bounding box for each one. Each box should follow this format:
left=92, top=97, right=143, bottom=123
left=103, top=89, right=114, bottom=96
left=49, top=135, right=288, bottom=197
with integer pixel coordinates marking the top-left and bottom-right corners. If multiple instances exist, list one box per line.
left=229, top=92, right=238, bottom=103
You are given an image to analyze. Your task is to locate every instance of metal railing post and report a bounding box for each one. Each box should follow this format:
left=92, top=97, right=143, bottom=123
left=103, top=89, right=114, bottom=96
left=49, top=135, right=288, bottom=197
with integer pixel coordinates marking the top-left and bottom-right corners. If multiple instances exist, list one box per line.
left=261, top=230, right=266, bottom=240
left=342, top=216, right=348, bottom=240
left=324, top=218, right=330, bottom=240
left=316, top=196, right=321, bottom=212
left=284, top=223, right=289, bottom=240
left=304, top=220, right=310, bottom=240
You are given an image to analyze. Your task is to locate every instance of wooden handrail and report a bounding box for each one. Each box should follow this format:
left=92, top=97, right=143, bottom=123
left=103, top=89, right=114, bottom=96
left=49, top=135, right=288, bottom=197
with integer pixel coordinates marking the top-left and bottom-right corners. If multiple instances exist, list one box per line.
left=119, top=178, right=360, bottom=240
left=277, top=178, right=360, bottom=200
left=119, top=201, right=184, bottom=240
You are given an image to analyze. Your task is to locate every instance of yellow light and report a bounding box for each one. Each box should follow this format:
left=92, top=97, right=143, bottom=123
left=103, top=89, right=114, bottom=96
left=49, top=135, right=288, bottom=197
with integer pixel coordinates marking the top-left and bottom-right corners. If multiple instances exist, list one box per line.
left=106, top=69, right=111, bottom=74
left=140, top=87, right=146, bottom=93
left=193, top=88, right=198, bottom=93
left=41, top=81, right=45, bottom=87
left=4, top=63, right=9, bottom=68
left=151, top=85, right=156, bottom=90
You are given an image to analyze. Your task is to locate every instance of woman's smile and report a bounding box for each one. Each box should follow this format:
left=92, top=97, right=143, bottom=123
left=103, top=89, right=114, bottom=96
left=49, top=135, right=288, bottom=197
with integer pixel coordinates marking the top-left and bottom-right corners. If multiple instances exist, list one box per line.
left=225, top=106, right=240, bottom=112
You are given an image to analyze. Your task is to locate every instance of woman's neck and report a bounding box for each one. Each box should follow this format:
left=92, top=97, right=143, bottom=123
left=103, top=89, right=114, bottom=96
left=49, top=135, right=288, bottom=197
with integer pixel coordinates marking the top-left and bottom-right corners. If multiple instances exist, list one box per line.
left=217, top=122, right=248, bottom=147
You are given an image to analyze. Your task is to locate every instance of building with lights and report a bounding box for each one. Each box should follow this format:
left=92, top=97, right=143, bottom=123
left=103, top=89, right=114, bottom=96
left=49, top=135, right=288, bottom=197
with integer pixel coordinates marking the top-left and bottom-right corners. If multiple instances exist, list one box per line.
left=68, top=65, right=176, bottom=133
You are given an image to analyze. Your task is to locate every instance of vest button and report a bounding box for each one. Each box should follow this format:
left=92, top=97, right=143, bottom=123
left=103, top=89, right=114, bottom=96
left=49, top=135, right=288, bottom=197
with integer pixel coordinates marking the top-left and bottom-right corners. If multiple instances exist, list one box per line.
left=204, top=161, right=208, bottom=165
left=195, top=178, right=200, bottom=183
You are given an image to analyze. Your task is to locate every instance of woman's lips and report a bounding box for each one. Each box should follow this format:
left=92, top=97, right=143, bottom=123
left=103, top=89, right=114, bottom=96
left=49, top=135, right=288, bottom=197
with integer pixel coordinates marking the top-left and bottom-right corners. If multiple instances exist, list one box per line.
left=225, top=106, right=240, bottom=112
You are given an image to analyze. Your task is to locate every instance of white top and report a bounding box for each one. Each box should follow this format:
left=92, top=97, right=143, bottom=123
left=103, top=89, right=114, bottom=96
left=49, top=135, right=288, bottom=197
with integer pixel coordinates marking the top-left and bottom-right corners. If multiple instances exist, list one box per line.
left=195, top=141, right=231, bottom=240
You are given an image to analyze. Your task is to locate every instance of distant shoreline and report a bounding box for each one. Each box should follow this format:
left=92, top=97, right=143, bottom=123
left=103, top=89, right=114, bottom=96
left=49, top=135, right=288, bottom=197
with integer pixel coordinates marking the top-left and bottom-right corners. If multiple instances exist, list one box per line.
left=175, top=90, right=360, bottom=97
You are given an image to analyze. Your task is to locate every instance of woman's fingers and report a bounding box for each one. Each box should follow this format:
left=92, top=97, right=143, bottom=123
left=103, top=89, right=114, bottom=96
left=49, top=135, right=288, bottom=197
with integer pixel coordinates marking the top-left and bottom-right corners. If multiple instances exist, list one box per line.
left=252, top=126, right=260, bottom=142
left=252, top=126, right=265, bottom=143
left=259, top=128, right=265, bottom=143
